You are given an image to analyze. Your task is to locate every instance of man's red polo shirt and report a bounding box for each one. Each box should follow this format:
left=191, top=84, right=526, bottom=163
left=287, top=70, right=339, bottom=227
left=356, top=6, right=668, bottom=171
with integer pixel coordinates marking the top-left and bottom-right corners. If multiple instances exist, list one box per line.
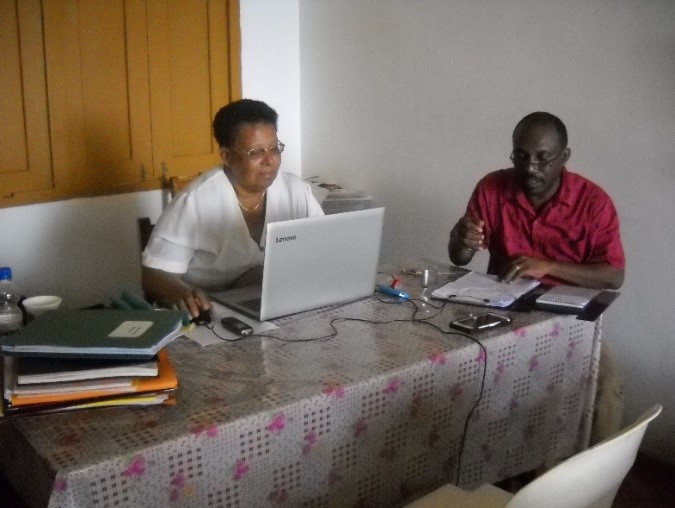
left=466, top=168, right=625, bottom=285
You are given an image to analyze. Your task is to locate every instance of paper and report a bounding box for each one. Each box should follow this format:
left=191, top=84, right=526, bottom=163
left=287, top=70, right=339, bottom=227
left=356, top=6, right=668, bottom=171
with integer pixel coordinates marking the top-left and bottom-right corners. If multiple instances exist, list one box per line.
left=431, top=271, right=540, bottom=308
left=186, top=302, right=278, bottom=347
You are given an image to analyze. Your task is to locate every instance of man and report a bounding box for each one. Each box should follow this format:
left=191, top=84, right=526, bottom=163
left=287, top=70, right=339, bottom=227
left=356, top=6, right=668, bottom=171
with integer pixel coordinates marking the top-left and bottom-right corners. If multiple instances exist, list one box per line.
left=142, top=99, right=323, bottom=319
left=448, top=111, right=625, bottom=441
left=449, top=112, right=624, bottom=289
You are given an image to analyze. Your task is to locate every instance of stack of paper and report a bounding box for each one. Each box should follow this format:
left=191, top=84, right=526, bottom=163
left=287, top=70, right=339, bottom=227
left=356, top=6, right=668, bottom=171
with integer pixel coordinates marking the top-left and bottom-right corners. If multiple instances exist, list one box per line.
left=431, top=271, right=540, bottom=308
left=0, top=309, right=184, bottom=414
left=3, top=349, right=177, bottom=413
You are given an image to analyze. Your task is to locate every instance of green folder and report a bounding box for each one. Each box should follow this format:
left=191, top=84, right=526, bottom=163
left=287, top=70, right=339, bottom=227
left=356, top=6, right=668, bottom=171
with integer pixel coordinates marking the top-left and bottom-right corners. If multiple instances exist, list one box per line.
left=0, top=309, right=184, bottom=360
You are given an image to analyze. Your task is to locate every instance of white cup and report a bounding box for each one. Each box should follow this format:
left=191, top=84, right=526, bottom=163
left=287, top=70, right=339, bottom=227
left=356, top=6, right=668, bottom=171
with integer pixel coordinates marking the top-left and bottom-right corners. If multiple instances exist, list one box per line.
left=22, top=295, right=62, bottom=317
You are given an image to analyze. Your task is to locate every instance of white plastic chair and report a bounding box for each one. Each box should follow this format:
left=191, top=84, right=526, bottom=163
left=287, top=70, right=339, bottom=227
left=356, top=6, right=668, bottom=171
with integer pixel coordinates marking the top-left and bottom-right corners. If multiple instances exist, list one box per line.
left=406, top=404, right=662, bottom=508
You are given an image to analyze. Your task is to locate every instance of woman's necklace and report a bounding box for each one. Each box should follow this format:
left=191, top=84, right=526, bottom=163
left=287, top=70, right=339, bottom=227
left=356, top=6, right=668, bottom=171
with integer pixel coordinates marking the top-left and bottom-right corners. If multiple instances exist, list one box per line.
left=237, top=191, right=266, bottom=213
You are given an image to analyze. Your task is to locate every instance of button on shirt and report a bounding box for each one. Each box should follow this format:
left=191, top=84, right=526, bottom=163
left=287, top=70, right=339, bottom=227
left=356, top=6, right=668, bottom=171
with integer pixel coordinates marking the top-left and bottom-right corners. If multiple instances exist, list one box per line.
left=466, top=168, right=625, bottom=285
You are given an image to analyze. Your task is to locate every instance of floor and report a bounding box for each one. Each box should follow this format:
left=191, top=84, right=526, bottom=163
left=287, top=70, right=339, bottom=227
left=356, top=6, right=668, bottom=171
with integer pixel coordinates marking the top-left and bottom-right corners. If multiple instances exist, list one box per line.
left=613, top=453, right=675, bottom=508
left=0, top=453, right=672, bottom=507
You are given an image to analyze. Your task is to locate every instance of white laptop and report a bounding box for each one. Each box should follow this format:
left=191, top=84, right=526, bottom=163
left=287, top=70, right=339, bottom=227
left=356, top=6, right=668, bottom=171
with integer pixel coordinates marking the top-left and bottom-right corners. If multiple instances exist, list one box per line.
left=210, top=207, right=385, bottom=321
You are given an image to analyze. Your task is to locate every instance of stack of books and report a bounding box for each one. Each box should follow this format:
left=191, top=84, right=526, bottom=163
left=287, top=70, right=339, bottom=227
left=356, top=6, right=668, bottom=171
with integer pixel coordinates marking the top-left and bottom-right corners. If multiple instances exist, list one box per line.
left=0, top=309, right=184, bottom=414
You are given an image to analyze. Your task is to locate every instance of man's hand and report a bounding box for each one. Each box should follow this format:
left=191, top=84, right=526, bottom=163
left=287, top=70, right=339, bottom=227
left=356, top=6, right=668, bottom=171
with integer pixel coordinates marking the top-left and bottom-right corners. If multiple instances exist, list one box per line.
left=500, top=256, right=552, bottom=283
left=500, top=256, right=625, bottom=290
left=448, top=215, right=485, bottom=266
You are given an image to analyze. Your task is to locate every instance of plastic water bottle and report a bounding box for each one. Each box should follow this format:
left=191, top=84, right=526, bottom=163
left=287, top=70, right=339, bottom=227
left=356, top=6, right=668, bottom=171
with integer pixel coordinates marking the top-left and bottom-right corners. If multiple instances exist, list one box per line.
left=0, top=266, right=23, bottom=335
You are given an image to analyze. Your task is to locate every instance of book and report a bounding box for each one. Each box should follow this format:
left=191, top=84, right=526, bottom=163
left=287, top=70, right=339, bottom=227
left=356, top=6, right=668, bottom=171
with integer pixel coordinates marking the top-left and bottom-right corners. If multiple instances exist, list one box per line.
left=0, top=309, right=184, bottom=359
left=4, top=349, right=177, bottom=408
left=14, top=357, right=158, bottom=385
left=11, top=376, right=134, bottom=396
left=535, top=285, right=602, bottom=311
left=431, top=271, right=540, bottom=308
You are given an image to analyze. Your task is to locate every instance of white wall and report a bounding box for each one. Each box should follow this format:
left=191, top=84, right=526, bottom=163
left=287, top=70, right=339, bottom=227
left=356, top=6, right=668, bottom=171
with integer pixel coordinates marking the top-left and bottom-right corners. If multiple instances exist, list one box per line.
left=299, top=0, right=675, bottom=461
left=0, top=0, right=301, bottom=310
left=240, top=0, right=302, bottom=176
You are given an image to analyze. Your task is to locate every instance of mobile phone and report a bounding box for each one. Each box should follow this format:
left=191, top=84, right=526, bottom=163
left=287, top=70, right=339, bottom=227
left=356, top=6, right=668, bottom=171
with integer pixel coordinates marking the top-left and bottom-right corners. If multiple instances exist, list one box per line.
left=221, top=316, right=254, bottom=337
left=449, top=312, right=511, bottom=332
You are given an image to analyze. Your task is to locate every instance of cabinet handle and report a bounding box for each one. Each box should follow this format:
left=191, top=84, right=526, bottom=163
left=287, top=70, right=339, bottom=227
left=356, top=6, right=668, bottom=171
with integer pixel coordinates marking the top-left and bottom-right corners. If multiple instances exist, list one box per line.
left=162, top=162, right=168, bottom=178
left=141, top=164, right=148, bottom=181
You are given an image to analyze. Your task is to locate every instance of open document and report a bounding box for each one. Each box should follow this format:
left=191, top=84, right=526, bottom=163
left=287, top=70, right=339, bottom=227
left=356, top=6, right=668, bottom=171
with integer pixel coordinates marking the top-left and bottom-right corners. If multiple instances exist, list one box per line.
left=431, top=271, right=540, bottom=308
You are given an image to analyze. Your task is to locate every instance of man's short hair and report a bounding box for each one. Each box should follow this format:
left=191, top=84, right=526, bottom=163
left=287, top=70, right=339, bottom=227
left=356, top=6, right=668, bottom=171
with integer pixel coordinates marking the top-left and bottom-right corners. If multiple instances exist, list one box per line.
left=213, top=99, right=279, bottom=148
left=513, top=112, right=568, bottom=148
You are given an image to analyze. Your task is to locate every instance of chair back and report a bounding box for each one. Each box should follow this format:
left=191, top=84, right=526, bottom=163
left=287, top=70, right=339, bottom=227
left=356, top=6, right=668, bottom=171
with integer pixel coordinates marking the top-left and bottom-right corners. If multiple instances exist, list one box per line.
left=167, top=175, right=199, bottom=197
left=506, top=404, right=662, bottom=508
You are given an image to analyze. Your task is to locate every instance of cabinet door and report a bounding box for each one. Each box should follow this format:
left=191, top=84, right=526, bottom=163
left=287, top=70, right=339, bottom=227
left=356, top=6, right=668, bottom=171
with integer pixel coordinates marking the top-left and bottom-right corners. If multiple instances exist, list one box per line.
left=42, top=0, right=153, bottom=195
left=148, top=0, right=239, bottom=180
left=0, top=0, right=53, bottom=200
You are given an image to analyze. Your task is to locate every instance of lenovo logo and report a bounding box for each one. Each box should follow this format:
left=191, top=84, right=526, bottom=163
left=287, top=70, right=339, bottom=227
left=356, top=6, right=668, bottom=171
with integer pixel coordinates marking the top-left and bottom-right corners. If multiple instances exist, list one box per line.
left=275, top=235, right=297, bottom=243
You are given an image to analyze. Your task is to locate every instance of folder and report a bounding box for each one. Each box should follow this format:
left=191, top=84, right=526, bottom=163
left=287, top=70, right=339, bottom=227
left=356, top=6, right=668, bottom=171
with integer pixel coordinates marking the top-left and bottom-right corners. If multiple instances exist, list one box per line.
left=4, top=349, right=177, bottom=408
left=0, top=309, right=184, bottom=359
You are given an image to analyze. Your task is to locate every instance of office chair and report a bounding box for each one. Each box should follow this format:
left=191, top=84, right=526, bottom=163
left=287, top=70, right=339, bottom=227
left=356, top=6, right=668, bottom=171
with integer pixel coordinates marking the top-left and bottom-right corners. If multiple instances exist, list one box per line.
left=405, top=403, right=662, bottom=508
left=167, top=174, right=199, bottom=197
left=137, top=174, right=200, bottom=252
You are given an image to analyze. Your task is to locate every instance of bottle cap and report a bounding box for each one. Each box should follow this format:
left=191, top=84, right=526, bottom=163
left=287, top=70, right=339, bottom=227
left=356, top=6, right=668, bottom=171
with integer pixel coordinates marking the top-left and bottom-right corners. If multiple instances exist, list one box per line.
left=0, top=267, right=12, bottom=281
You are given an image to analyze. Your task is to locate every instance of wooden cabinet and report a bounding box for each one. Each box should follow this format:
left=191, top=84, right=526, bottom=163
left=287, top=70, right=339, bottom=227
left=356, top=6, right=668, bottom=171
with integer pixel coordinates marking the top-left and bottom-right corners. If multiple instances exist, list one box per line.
left=0, top=0, right=241, bottom=208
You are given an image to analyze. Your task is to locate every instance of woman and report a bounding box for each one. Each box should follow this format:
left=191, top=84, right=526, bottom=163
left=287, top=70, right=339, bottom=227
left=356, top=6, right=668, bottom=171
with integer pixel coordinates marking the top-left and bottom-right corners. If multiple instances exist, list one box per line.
left=142, top=99, right=324, bottom=318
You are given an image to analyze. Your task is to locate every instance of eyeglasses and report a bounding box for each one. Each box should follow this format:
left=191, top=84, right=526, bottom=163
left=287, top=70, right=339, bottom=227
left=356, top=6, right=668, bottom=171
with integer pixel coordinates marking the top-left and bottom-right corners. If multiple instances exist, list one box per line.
left=510, top=150, right=563, bottom=169
left=230, top=141, right=285, bottom=160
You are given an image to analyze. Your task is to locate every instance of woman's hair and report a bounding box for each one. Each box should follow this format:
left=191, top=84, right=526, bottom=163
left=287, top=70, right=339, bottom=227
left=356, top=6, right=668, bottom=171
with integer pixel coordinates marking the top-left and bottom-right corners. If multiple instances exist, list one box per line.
left=212, top=99, right=278, bottom=148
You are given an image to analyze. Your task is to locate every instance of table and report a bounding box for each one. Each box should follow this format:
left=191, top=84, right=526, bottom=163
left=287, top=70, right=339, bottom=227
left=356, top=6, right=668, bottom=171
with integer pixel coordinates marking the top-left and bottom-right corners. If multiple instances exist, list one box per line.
left=0, top=270, right=601, bottom=507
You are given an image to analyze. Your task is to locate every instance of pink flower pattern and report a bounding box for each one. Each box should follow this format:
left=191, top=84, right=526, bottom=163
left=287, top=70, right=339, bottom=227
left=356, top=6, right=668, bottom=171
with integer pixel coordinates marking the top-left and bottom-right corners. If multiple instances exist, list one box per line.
left=266, top=413, right=286, bottom=433
left=528, top=355, right=539, bottom=371
left=302, top=431, right=317, bottom=456
left=322, top=383, right=345, bottom=398
left=354, top=418, right=368, bottom=438
left=234, top=459, right=249, bottom=481
left=384, top=377, right=401, bottom=394
left=53, top=477, right=67, bottom=492
left=122, top=456, right=146, bottom=478
left=493, top=362, right=506, bottom=383
left=513, top=327, right=527, bottom=338
left=429, top=352, right=447, bottom=365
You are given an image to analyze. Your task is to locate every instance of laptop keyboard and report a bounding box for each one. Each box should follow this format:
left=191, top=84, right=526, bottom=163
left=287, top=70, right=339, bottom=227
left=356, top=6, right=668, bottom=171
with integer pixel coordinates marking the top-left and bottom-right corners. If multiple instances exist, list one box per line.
left=239, top=297, right=262, bottom=312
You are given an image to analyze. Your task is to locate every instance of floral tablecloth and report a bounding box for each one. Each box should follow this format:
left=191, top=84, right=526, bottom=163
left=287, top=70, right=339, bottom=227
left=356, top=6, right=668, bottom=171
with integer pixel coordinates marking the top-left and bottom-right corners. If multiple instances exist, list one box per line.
left=0, top=284, right=600, bottom=507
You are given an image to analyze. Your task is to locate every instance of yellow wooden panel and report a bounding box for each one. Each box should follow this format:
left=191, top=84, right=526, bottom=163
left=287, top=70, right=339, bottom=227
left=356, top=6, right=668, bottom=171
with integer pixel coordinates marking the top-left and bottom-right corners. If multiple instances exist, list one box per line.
left=0, top=0, right=53, bottom=200
left=0, top=0, right=27, bottom=173
left=149, top=0, right=234, bottom=179
left=0, top=0, right=241, bottom=207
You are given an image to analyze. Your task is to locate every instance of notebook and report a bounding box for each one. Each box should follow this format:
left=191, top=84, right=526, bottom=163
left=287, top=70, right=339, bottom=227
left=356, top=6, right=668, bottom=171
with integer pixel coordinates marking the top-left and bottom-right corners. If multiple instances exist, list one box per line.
left=0, top=309, right=184, bottom=359
left=535, top=285, right=601, bottom=311
left=431, top=271, right=540, bottom=308
left=210, top=207, right=385, bottom=321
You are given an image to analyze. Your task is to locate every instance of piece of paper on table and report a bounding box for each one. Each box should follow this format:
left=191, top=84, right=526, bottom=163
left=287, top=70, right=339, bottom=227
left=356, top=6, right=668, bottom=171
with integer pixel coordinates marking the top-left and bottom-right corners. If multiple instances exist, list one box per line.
left=185, top=302, right=277, bottom=346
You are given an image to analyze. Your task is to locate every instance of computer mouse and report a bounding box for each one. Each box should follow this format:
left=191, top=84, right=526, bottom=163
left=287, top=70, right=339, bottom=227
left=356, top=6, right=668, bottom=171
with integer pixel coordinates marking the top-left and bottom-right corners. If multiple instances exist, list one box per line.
left=191, top=308, right=212, bottom=326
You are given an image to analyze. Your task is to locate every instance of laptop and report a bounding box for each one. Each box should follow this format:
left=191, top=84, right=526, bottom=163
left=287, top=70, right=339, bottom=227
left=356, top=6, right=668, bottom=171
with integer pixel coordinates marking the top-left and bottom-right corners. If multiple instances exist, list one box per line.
left=210, top=207, right=385, bottom=321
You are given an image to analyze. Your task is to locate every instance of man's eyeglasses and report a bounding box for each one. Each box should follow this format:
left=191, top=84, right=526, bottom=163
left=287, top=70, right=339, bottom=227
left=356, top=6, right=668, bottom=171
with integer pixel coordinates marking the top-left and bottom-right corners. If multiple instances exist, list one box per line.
left=510, top=150, right=563, bottom=169
left=231, top=141, right=285, bottom=160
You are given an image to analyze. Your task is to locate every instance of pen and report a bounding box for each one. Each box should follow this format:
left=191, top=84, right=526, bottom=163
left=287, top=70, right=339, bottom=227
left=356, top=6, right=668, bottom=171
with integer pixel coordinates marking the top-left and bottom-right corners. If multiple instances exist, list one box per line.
left=376, top=284, right=410, bottom=300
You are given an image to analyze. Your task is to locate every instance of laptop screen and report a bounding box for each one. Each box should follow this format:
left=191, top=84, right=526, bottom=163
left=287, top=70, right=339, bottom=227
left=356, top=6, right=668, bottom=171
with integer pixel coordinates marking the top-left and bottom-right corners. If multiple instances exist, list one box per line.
left=259, top=207, right=385, bottom=320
